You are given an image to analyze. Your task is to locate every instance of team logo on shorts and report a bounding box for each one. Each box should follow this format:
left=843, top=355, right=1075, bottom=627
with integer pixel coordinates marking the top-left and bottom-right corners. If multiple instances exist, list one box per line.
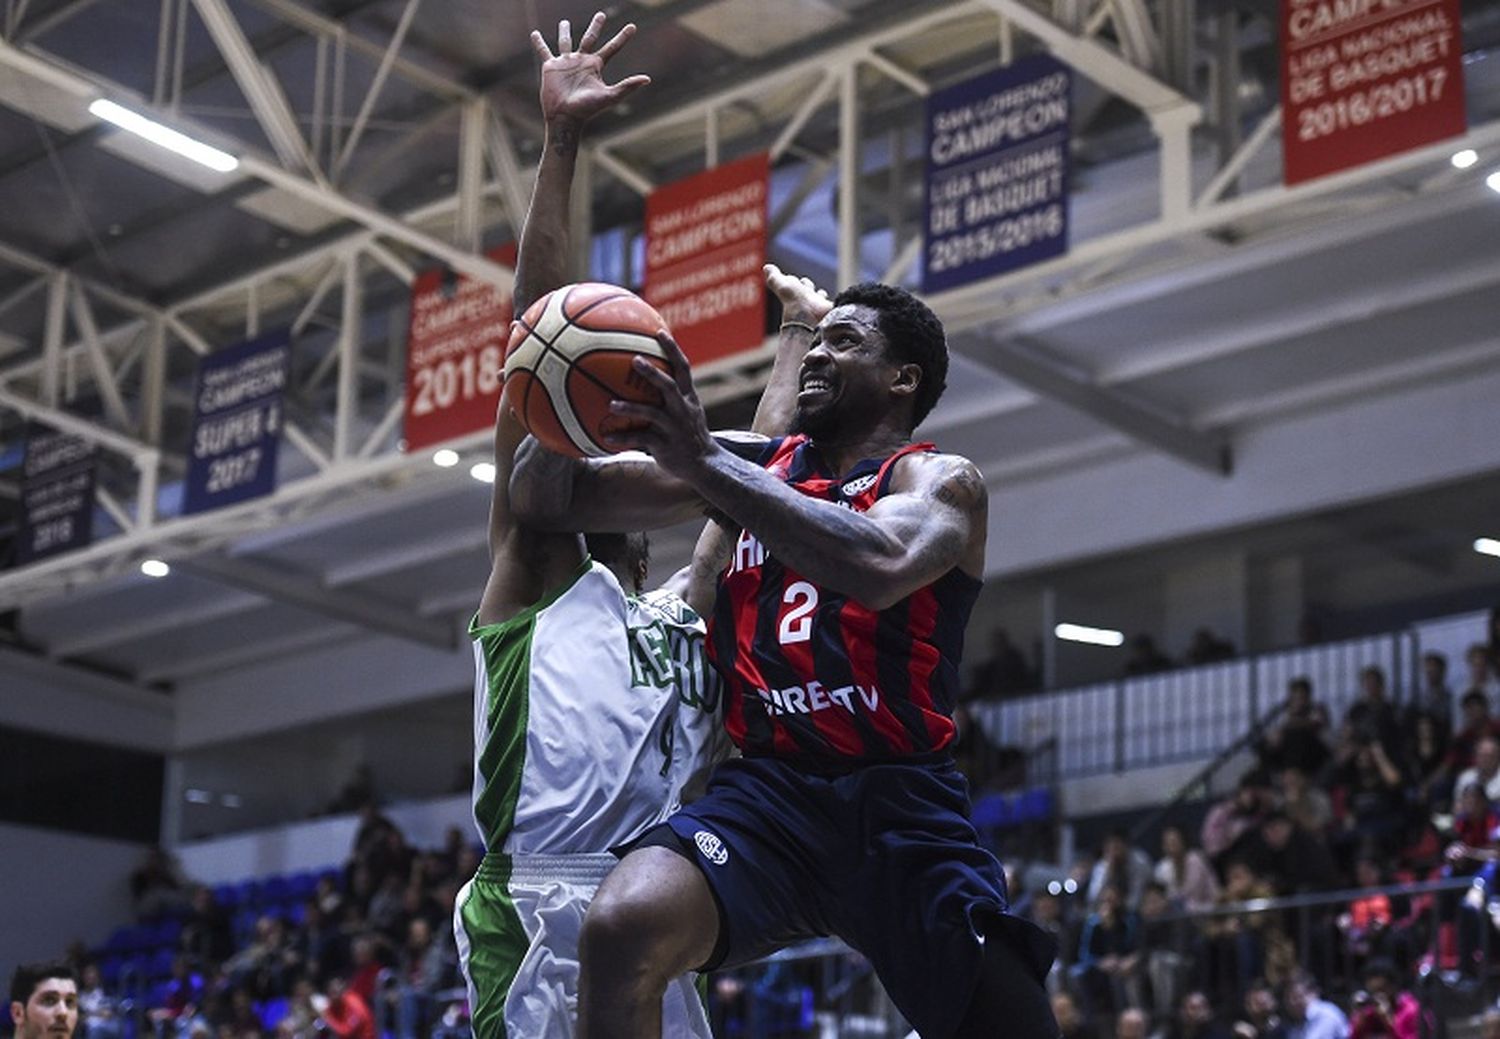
left=840, top=473, right=877, bottom=497
left=693, top=829, right=729, bottom=866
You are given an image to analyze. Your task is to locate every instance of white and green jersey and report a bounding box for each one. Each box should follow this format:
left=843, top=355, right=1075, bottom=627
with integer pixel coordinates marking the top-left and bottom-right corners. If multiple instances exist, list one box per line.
left=469, top=558, right=730, bottom=855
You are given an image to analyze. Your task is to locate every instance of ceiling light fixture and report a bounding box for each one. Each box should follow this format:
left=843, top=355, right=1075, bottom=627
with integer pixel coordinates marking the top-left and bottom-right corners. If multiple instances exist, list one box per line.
left=1487, top=171, right=1500, bottom=195
left=140, top=558, right=170, bottom=578
left=470, top=461, right=496, bottom=484
left=1054, top=622, right=1125, bottom=647
left=1476, top=537, right=1500, bottom=558
left=88, top=99, right=239, bottom=173
left=1451, top=149, right=1479, bottom=169
left=432, top=448, right=460, bottom=468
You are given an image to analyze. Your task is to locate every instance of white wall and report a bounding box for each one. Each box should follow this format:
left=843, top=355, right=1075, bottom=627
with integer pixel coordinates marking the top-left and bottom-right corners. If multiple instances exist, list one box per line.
left=174, top=794, right=473, bottom=884
left=0, top=823, right=145, bottom=981
left=0, top=646, right=173, bottom=752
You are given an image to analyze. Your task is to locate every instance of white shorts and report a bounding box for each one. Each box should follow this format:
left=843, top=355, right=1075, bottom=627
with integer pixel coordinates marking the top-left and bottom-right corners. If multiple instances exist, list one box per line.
left=454, top=852, right=711, bottom=1039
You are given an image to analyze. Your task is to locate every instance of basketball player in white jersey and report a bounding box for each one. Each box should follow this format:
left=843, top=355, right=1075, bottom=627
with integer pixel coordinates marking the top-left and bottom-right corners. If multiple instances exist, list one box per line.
left=453, top=14, right=827, bottom=1037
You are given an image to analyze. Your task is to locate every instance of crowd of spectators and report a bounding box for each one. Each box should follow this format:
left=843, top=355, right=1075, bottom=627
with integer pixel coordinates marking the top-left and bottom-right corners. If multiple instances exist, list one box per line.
left=1012, top=642, right=1500, bottom=1038
left=62, top=801, right=474, bottom=1039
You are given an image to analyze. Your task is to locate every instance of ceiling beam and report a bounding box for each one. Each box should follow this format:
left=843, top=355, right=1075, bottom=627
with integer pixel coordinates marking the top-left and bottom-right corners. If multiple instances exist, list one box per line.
left=180, top=553, right=458, bottom=649
left=957, top=331, right=1231, bottom=474
left=45, top=589, right=266, bottom=659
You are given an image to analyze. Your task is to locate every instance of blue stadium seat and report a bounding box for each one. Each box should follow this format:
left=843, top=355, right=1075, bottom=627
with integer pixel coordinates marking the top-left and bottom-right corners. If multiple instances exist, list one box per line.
left=148, top=948, right=175, bottom=980
left=234, top=879, right=260, bottom=908
left=152, top=918, right=183, bottom=948
left=213, top=883, right=238, bottom=909
left=261, top=874, right=291, bottom=905
left=99, top=957, right=123, bottom=988
left=258, top=998, right=290, bottom=1032
left=970, top=792, right=1014, bottom=832
left=1017, top=787, right=1054, bottom=824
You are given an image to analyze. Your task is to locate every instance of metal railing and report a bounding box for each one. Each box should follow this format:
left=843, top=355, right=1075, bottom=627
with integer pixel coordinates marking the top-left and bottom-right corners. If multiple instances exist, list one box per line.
left=709, top=877, right=1493, bottom=1037
left=969, top=627, right=1427, bottom=782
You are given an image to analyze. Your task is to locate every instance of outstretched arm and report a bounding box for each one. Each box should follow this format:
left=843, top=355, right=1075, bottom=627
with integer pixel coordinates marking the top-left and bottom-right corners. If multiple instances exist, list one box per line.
left=480, top=14, right=649, bottom=626
left=661, top=265, right=831, bottom=615
left=604, top=335, right=987, bottom=610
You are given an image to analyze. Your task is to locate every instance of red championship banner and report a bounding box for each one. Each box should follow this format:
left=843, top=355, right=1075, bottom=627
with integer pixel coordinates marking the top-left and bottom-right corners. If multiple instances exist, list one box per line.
left=1281, top=0, right=1465, bottom=185
left=643, top=152, right=769, bottom=366
left=403, top=243, right=516, bottom=452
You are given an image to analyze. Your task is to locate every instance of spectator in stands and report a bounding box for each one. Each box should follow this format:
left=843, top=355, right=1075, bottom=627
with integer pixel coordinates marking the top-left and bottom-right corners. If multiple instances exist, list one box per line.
left=180, top=886, right=234, bottom=969
left=1347, top=960, right=1431, bottom=1039
left=1404, top=653, right=1453, bottom=741
left=1281, top=972, right=1348, bottom=1039
left=1164, top=991, right=1232, bottom=1039
left=366, top=872, right=407, bottom=941
left=390, top=918, right=453, bottom=1039
left=130, top=847, right=190, bottom=921
left=1452, top=736, right=1500, bottom=805
left=9, top=963, right=78, bottom=1039
left=951, top=702, right=1019, bottom=792
left=293, top=901, right=345, bottom=984
left=1124, top=634, right=1173, bottom=676
left=1117, top=1007, right=1150, bottom=1039
left=1090, top=829, right=1156, bottom=910
left=314, top=875, right=344, bottom=921
left=326, top=765, right=376, bottom=817
left=278, top=977, right=320, bottom=1038
left=1203, top=776, right=1273, bottom=866
left=1200, top=862, right=1290, bottom=1010
left=1051, top=993, right=1090, bottom=1039
left=1463, top=643, right=1500, bottom=702
left=1140, top=882, right=1194, bottom=1023
left=1238, top=813, right=1338, bottom=896
left=1403, top=715, right=1451, bottom=812
left=313, top=975, right=375, bottom=1039
left=1344, top=667, right=1400, bottom=761
left=1024, top=890, right=1070, bottom=993
left=1258, top=680, right=1331, bottom=779
left=1337, top=859, right=1396, bottom=972
left=1234, top=979, right=1288, bottom=1039
left=1484, top=1009, right=1500, bottom=1039
left=967, top=626, right=1033, bottom=699
left=76, top=963, right=122, bottom=1039
left=148, top=955, right=203, bottom=1037
left=1332, top=738, right=1408, bottom=860
left=1278, top=767, right=1331, bottom=836
left=1156, top=826, right=1221, bottom=912
left=1186, top=629, right=1236, bottom=666
left=1447, top=689, right=1500, bottom=775
left=1072, top=886, right=1143, bottom=1023
left=224, top=917, right=296, bottom=1000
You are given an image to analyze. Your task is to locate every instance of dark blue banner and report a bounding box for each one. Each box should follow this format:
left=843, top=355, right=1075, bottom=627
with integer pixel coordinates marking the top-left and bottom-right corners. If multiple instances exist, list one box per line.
left=17, top=423, right=96, bottom=564
left=184, top=330, right=291, bottom=515
left=922, top=56, right=1072, bottom=293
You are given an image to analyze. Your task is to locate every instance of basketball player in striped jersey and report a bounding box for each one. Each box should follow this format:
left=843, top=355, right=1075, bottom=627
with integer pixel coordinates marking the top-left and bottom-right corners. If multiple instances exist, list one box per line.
left=454, top=14, right=821, bottom=1037
left=514, top=239, right=1059, bottom=1036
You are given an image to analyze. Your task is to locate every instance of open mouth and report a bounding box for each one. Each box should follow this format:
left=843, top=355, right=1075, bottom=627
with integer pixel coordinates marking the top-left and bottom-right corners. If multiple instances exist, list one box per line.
left=798, top=374, right=834, bottom=401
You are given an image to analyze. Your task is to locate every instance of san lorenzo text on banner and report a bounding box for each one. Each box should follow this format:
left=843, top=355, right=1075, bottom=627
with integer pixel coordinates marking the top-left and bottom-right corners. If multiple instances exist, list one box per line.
left=183, top=330, right=291, bottom=515
left=403, top=243, right=516, bottom=453
left=923, top=55, right=1072, bottom=294
left=1280, top=0, right=1466, bottom=184
left=644, top=152, right=769, bottom=366
left=16, top=423, right=97, bottom=564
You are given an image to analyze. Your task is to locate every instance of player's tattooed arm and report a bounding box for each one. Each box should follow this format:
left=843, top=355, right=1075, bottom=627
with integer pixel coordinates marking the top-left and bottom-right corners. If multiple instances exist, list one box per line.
left=683, top=450, right=985, bottom=609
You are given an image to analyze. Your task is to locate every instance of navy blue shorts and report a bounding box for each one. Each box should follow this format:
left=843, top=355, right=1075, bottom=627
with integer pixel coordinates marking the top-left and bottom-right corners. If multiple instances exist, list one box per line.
left=647, top=756, right=1054, bottom=1038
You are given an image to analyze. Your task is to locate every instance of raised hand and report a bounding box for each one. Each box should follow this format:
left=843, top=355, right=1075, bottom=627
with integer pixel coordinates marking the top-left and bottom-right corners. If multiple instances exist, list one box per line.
left=530, top=12, right=650, bottom=128
left=764, top=263, right=832, bottom=329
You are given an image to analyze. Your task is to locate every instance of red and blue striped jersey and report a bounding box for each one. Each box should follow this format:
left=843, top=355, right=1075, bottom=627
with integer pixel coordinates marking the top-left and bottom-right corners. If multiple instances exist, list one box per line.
left=708, top=435, right=982, bottom=767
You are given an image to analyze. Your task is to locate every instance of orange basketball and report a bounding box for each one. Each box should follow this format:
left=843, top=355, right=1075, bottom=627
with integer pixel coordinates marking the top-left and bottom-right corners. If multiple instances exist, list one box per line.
left=502, top=282, right=672, bottom=458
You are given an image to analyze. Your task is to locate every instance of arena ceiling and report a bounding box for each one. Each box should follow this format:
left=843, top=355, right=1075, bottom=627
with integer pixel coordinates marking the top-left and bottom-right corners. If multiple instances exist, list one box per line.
left=0, top=0, right=1497, bottom=692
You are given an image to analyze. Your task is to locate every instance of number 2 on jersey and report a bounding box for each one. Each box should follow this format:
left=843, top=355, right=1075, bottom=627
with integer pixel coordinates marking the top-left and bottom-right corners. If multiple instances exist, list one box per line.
left=778, top=581, right=818, bottom=644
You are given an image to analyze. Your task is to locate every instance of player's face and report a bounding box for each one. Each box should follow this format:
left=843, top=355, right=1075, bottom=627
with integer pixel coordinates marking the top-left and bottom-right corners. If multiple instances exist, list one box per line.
left=11, top=978, right=78, bottom=1039
left=793, top=304, right=904, bottom=439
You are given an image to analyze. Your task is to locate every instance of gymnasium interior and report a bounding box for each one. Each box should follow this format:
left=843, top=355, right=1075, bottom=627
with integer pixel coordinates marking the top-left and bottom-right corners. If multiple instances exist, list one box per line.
left=2, top=0, right=1499, bottom=1035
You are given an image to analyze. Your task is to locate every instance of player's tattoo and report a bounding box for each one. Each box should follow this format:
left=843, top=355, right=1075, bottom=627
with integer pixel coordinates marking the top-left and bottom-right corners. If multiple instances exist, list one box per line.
left=549, top=122, right=580, bottom=155
left=933, top=461, right=986, bottom=514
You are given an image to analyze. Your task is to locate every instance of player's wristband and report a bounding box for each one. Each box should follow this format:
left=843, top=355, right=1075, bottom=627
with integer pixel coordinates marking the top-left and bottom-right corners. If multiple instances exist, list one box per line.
left=779, top=320, right=818, bottom=336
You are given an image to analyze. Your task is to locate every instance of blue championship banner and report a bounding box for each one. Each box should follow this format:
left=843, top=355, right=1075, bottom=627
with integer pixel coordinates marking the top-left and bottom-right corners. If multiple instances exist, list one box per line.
left=16, top=423, right=97, bottom=564
left=183, top=330, right=291, bottom=515
left=922, top=56, right=1072, bottom=293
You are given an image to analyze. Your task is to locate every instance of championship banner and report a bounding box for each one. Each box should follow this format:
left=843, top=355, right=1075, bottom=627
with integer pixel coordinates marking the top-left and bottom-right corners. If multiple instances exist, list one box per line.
left=923, top=56, right=1071, bottom=294
left=183, top=330, right=291, bottom=515
left=403, top=243, right=516, bottom=453
left=16, top=423, right=96, bottom=564
left=1281, top=0, right=1465, bottom=184
left=643, top=152, right=769, bottom=366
